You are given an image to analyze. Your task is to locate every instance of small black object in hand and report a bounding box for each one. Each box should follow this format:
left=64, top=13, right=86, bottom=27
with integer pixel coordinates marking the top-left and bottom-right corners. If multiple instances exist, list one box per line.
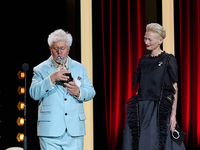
left=63, top=73, right=73, bottom=83
left=171, top=126, right=185, bottom=146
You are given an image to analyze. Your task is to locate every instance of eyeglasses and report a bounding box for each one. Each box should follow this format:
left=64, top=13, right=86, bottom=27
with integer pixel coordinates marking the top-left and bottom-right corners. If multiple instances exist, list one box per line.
left=52, top=47, right=66, bottom=51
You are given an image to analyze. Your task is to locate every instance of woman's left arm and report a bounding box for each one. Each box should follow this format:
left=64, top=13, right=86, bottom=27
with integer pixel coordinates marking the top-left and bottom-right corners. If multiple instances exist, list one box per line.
left=170, top=82, right=178, bottom=132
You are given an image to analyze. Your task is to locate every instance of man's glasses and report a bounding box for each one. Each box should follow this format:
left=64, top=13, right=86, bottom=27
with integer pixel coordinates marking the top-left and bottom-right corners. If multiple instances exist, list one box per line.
left=52, top=47, right=66, bottom=51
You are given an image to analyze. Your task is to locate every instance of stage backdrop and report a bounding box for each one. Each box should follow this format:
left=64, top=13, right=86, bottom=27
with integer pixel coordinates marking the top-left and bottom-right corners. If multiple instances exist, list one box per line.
left=176, top=0, right=200, bottom=149
left=93, top=0, right=146, bottom=149
left=94, top=0, right=200, bottom=149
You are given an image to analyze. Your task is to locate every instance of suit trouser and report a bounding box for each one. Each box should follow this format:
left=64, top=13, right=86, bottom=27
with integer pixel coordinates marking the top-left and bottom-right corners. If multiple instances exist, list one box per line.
left=39, top=130, right=84, bottom=150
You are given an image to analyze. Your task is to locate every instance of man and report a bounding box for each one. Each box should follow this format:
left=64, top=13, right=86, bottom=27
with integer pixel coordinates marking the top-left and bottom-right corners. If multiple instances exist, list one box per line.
left=29, top=29, right=96, bottom=150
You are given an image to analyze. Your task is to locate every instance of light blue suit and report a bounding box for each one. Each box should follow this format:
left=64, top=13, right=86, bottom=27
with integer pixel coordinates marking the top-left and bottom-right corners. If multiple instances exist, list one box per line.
left=29, top=56, right=96, bottom=138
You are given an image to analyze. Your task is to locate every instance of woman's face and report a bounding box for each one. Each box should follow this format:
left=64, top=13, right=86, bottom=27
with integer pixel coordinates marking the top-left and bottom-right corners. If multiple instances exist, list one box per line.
left=144, top=31, right=163, bottom=51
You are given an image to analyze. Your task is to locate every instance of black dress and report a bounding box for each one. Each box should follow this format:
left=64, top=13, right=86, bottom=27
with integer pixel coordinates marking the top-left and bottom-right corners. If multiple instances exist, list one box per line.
left=122, top=52, right=186, bottom=150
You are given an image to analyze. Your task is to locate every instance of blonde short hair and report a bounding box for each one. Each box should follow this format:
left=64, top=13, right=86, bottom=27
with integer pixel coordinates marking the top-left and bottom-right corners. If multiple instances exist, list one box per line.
left=47, top=29, right=73, bottom=47
left=146, top=23, right=166, bottom=39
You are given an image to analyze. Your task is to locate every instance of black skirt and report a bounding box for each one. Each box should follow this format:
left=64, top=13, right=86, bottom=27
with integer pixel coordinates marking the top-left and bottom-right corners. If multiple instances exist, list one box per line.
left=122, top=99, right=186, bottom=150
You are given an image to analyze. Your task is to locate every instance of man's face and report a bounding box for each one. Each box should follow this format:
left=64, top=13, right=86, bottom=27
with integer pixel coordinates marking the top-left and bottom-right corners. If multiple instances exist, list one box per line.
left=50, top=41, right=70, bottom=64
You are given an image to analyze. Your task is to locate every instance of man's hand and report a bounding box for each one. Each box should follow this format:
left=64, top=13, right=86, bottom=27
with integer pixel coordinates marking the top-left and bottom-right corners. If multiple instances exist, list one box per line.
left=50, top=69, right=70, bottom=84
left=64, top=78, right=80, bottom=96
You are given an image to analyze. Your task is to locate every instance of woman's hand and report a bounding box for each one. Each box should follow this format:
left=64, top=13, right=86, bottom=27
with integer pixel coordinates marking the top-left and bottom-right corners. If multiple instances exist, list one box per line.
left=170, top=113, right=177, bottom=132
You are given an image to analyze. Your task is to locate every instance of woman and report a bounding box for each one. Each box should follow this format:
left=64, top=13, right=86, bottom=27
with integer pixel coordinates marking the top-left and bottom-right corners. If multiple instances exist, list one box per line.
left=122, top=23, right=185, bottom=150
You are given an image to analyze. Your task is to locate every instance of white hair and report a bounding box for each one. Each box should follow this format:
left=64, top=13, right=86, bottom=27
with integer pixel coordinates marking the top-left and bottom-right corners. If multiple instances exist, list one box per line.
left=47, top=29, right=73, bottom=47
left=146, top=23, right=166, bottom=39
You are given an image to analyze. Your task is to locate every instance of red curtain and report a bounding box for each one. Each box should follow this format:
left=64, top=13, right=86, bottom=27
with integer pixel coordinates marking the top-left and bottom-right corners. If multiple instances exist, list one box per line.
left=100, top=0, right=146, bottom=149
left=179, top=0, right=200, bottom=148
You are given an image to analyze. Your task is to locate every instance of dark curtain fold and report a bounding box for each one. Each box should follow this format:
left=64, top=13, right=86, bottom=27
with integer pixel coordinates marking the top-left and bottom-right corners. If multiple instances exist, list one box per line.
left=99, top=0, right=146, bottom=149
left=178, top=0, right=200, bottom=149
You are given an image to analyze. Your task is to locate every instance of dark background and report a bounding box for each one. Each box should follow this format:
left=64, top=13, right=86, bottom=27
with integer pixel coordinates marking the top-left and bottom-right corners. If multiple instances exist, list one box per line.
left=0, top=0, right=185, bottom=150
left=0, top=1, right=80, bottom=149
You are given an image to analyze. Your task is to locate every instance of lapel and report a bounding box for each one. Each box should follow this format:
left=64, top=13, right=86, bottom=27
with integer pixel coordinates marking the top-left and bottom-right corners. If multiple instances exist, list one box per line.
left=45, top=56, right=56, bottom=75
left=68, top=56, right=75, bottom=72
left=46, top=56, right=66, bottom=94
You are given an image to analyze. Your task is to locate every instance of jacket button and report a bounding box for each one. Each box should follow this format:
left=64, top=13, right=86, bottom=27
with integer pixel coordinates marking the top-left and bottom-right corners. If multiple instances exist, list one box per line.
left=65, top=113, right=67, bottom=115
left=64, top=98, right=67, bottom=101
left=46, top=90, right=49, bottom=92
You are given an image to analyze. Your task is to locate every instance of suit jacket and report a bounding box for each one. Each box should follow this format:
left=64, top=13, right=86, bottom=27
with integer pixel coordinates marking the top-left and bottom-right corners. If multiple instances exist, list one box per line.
left=29, top=56, right=96, bottom=137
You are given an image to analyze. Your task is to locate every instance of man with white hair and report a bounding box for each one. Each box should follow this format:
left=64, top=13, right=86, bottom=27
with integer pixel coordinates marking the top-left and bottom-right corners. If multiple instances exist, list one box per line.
left=29, top=29, right=96, bottom=150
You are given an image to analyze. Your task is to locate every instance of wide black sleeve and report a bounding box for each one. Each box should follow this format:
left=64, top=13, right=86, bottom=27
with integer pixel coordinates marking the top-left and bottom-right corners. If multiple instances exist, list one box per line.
left=132, top=56, right=143, bottom=90
left=167, top=55, right=178, bottom=84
